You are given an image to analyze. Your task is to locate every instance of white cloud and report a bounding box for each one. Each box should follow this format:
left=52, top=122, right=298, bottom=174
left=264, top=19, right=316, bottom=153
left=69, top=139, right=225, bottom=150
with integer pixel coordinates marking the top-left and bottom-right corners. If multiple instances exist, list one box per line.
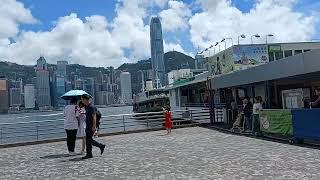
left=0, top=0, right=36, bottom=39
left=159, top=0, right=191, bottom=31
left=0, top=13, right=124, bottom=67
left=164, top=41, right=194, bottom=57
left=190, top=0, right=318, bottom=49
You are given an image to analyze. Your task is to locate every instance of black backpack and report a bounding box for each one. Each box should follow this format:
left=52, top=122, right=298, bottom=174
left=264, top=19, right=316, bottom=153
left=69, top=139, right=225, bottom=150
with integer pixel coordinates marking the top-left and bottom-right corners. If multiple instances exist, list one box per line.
left=96, top=110, right=102, bottom=129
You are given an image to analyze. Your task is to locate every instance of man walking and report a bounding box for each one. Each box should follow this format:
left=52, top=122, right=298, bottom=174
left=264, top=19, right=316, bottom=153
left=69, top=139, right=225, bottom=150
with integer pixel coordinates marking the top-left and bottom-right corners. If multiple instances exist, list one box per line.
left=81, top=94, right=106, bottom=159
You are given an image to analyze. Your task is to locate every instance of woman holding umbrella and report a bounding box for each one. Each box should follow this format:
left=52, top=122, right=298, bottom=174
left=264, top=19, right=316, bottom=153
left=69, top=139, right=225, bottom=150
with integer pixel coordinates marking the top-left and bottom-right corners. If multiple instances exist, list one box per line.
left=63, top=98, right=79, bottom=155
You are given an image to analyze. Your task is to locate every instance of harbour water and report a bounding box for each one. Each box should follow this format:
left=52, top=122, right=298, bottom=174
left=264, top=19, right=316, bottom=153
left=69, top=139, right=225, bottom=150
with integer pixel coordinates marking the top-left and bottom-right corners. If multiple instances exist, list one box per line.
left=0, top=106, right=138, bottom=144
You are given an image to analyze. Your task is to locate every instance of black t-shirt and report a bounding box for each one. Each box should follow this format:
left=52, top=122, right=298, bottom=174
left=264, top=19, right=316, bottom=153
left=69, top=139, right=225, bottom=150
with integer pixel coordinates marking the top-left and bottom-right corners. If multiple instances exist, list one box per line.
left=85, top=104, right=97, bottom=131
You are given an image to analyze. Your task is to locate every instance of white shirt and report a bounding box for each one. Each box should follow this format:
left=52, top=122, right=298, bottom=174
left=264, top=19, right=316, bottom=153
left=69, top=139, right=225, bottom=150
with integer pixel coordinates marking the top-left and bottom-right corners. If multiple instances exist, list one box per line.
left=253, top=103, right=262, bottom=114
left=64, top=105, right=79, bottom=130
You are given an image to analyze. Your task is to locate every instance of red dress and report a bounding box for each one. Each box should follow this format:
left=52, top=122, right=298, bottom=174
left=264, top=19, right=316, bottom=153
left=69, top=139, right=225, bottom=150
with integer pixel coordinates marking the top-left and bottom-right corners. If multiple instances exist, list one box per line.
left=165, top=111, right=172, bottom=129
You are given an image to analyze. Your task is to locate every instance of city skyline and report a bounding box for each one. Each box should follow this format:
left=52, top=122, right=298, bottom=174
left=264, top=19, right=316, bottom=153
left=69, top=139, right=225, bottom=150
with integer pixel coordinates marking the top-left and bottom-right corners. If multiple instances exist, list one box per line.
left=0, top=0, right=319, bottom=68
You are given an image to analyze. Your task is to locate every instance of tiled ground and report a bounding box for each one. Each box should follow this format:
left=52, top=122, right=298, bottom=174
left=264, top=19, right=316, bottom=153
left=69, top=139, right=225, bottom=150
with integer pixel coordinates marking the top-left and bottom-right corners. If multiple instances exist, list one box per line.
left=1, top=127, right=320, bottom=179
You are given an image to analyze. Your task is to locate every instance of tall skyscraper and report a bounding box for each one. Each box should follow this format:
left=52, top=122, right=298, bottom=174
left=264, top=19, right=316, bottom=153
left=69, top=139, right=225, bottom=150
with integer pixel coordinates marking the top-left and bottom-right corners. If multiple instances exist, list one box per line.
left=56, top=61, right=68, bottom=107
left=150, top=17, right=166, bottom=88
left=0, top=77, right=9, bottom=113
left=10, top=88, right=22, bottom=107
left=35, top=56, right=51, bottom=107
left=24, top=84, right=35, bottom=109
left=56, top=61, right=68, bottom=77
left=120, top=72, right=132, bottom=104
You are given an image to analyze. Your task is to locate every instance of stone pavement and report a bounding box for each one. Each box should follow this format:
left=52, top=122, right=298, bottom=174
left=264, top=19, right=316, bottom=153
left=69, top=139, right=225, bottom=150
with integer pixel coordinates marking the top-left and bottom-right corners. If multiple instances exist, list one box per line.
left=1, top=127, right=320, bottom=180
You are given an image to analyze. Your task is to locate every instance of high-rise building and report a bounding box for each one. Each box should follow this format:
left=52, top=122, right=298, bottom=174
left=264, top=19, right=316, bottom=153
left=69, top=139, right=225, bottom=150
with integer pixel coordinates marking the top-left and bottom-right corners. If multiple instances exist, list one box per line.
left=24, top=84, right=35, bottom=109
left=55, top=61, right=68, bottom=107
left=56, top=61, right=68, bottom=77
left=150, top=17, right=166, bottom=88
left=83, top=78, right=95, bottom=102
left=56, top=75, right=66, bottom=107
left=35, top=56, right=51, bottom=107
left=10, top=88, right=22, bottom=107
left=120, top=72, right=132, bottom=104
left=0, top=77, right=9, bottom=113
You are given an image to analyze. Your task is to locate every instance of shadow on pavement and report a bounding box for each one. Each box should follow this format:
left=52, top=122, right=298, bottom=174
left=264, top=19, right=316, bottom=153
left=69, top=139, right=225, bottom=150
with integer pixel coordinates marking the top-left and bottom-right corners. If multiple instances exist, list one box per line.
left=69, top=157, right=84, bottom=162
left=40, top=153, right=71, bottom=159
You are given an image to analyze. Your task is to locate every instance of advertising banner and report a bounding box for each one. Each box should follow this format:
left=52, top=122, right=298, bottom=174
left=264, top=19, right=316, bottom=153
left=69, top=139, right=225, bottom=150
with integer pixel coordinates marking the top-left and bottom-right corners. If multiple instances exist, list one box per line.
left=207, top=48, right=234, bottom=76
left=232, top=45, right=268, bottom=71
left=259, top=109, right=293, bottom=136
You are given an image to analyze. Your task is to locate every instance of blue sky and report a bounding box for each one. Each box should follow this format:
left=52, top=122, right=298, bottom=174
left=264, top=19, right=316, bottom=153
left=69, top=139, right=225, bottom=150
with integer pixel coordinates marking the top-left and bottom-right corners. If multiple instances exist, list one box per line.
left=1, top=0, right=319, bottom=67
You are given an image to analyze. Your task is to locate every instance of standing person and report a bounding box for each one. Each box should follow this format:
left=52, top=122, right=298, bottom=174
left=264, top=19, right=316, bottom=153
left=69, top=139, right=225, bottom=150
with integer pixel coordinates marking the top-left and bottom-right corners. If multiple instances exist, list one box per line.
left=77, top=101, right=86, bottom=154
left=63, top=98, right=79, bottom=155
left=243, top=98, right=253, bottom=132
left=163, top=106, right=172, bottom=134
left=252, top=96, right=263, bottom=134
left=81, top=94, right=106, bottom=160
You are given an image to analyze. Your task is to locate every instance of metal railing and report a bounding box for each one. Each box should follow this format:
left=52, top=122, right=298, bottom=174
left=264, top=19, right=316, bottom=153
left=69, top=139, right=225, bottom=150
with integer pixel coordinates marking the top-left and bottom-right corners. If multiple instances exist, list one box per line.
left=0, top=109, right=210, bottom=145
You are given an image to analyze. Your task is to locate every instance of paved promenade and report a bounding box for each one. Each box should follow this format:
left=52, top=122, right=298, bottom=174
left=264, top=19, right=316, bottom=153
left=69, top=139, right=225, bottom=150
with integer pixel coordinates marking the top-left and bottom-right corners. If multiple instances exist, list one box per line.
left=1, top=127, right=320, bottom=179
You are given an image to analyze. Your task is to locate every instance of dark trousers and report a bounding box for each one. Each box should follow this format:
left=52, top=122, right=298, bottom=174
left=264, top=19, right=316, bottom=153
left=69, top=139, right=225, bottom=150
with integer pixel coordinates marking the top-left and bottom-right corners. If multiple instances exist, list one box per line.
left=252, top=114, right=260, bottom=133
left=86, top=130, right=104, bottom=157
left=244, top=116, right=252, bottom=131
left=65, top=129, right=78, bottom=152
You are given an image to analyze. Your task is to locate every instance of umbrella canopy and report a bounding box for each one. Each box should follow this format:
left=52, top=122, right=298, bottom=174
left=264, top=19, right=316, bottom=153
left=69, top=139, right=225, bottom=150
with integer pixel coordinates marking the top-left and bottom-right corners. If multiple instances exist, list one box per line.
left=61, top=90, right=91, bottom=100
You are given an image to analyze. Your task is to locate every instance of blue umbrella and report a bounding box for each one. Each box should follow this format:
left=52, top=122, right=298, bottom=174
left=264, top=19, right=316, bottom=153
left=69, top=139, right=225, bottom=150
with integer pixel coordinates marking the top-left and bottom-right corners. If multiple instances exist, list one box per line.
left=61, top=90, right=92, bottom=100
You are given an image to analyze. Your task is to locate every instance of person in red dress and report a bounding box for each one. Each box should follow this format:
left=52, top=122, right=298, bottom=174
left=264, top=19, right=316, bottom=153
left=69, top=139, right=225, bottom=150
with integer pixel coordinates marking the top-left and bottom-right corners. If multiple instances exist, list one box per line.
left=163, top=106, right=172, bottom=134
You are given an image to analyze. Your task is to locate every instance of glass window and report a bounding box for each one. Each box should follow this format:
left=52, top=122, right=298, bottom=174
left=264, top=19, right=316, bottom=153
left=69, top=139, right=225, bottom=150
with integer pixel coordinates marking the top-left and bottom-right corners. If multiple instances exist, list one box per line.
left=284, top=50, right=293, bottom=57
left=294, top=50, right=303, bottom=55
left=269, top=52, right=275, bottom=62
left=275, top=51, right=284, bottom=60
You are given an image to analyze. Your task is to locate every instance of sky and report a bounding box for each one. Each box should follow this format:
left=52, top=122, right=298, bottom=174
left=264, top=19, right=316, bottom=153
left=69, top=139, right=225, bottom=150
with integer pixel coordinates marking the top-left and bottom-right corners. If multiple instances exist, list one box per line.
left=0, top=0, right=319, bottom=68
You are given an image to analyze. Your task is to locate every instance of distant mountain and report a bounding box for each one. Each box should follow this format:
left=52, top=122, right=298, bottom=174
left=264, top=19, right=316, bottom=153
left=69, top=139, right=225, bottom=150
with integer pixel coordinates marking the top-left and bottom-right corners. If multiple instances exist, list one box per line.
left=0, top=51, right=195, bottom=94
left=118, top=51, right=195, bottom=94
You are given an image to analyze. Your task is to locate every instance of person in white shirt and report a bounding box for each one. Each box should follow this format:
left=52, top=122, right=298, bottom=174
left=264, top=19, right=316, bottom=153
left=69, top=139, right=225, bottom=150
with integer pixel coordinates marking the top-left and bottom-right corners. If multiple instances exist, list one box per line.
left=64, top=98, right=79, bottom=155
left=252, top=96, right=263, bottom=134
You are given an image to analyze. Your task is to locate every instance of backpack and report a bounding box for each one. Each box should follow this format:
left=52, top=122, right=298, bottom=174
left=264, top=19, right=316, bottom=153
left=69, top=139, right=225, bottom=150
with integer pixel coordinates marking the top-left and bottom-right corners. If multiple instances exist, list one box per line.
left=96, top=110, right=102, bottom=129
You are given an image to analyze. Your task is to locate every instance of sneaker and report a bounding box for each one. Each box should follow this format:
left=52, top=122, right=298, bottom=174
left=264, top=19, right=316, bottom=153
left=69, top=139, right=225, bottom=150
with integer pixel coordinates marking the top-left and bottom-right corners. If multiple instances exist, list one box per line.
left=100, top=145, right=106, bottom=155
left=82, top=155, right=93, bottom=160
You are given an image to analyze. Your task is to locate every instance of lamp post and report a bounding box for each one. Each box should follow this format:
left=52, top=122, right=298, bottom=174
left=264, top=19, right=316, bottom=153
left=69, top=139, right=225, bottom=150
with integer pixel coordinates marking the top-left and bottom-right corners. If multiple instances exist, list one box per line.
left=238, top=34, right=246, bottom=45
left=251, top=34, right=261, bottom=44
left=221, top=38, right=227, bottom=50
left=215, top=42, right=220, bottom=52
left=266, top=34, right=274, bottom=44
left=221, top=38, right=234, bottom=49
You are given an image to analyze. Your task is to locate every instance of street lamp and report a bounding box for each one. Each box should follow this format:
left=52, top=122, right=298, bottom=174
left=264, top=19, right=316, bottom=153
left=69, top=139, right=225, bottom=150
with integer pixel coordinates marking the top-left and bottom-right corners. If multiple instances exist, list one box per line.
left=215, top=42, right=220, bottom=52
left=221, top=38, right=234, bottom=49
left=251, top=34, right=261, bottom=44
left=266, top=34, right=274, bottom=44
left=238, top=34, right=246, bottom=45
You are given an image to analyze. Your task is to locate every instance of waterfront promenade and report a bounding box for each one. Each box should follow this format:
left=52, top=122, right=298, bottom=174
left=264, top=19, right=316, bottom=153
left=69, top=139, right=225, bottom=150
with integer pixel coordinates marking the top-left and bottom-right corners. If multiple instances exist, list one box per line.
left=1, top=127, right=320, bottom=179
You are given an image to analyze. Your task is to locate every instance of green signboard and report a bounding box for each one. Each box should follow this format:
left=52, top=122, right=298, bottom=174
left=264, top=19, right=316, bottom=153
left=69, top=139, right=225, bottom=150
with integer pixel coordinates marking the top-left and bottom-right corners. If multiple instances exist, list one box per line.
left=259, top=109, right=293, bottom=136
left=268, top=45, right=281, bottom=53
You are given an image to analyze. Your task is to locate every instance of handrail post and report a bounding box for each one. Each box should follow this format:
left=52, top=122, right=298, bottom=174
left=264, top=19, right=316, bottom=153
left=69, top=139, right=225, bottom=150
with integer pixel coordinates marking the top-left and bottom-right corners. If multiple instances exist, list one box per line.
left=36, top=124, right=39, bottom=140
left=146, top=114, right=149, bottom=129
left=0, top=128, right=2, bottom=144
left=190, top=109, right=193, bottom=124
left=122, top=116, right=126, bottom=132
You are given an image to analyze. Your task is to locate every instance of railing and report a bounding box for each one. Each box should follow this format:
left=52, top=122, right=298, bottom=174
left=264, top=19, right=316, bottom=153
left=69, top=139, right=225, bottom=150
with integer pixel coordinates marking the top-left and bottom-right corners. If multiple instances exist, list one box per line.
left=0, top=109, right=210, bottom=145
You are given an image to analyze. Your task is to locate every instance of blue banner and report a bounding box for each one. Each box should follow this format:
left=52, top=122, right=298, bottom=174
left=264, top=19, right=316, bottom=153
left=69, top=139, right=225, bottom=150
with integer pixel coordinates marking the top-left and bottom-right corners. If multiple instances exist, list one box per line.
left=292, top=109, right=320, bottom=141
